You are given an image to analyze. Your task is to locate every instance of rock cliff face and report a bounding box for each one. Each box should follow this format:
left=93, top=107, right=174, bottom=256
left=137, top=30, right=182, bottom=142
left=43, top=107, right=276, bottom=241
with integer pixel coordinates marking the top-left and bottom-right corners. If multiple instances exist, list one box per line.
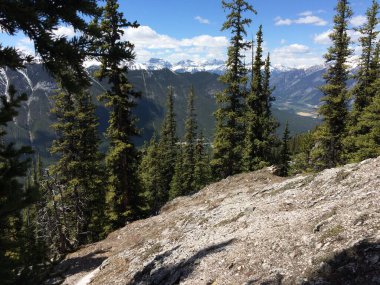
left=47, top=158, right=380, bottom=285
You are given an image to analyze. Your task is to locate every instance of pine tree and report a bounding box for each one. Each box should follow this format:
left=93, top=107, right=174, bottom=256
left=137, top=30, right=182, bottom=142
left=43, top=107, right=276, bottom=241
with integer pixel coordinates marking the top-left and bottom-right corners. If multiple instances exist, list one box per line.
left=313, top=0, right=352, bottom=169
left=181, top=87, right=197, bottom=195
left=243, top=25, right=264, bottom=171
left=211, top=0, right=256, bottom=179
left=0, top=2, right=101, bottom=281
left=138, top=134, right=161, bottom=216
left=0, top=85, right=34, bottom=284
left=193, top=131, right=212, bottom=191
left=169, top=147, right=184, bottom=200
left=290, top=131, right=315, bottom=174
left=277, top=122, right=290, bottom=177
left=351, top=0, right=379, bottom=113
left=243, top=26, right=278, bottom=171
left=345, top=1, right=380, bottom=162
left=91, top=0, right=141, bottom=230
left=346, top=43, right=380, bottom=161
left=50, top=74, right=105, bottom=246
left=157, top=86, right=178, bottom=207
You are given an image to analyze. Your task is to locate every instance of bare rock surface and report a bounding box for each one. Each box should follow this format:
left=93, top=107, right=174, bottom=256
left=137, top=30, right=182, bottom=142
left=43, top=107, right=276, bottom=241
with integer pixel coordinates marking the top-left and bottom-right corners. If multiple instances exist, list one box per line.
left=47, top=157, right=380, bottom=285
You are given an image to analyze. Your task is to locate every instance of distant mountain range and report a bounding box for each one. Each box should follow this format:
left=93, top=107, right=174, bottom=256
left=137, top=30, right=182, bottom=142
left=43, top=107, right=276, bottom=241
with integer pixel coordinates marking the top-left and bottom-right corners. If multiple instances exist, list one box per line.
left=0, top=60, right=333, bottom=164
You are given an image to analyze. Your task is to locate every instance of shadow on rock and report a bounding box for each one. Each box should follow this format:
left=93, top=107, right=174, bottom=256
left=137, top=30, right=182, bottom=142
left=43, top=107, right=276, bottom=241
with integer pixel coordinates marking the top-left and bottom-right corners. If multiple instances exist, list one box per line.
left=303, top=240, right=380, bottom=285
left=130, top=239, right=236, bottom=285
left=47, top=249, right=108, bottom=283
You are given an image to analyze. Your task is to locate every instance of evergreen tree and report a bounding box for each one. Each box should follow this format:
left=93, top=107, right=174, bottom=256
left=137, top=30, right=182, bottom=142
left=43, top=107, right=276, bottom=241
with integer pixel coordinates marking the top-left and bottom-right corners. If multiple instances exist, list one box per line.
left=90, top=0, right=141, bottom=230
left=193, top=131, right=212, bottom=191
left=277, top=122, right=290, bottom=177
left=313, top=0, right=352, bottom=169
left=0, top=86, right=34, bottom=284
left=243, top=26, right=278, bottom=171
left=138, top=134, right=161, bottom=216
left=0, top=2, right=100, bottom=281
left=351, top=0, right=379, bottom=113
left=157, top=87, right=178, bottom=208
left=50, top=74, right=105, bottom=247
left=345, top=1, right=380, bottom=161
left=243, top=25, right=264, bottom=171
left=348, top=78, right=380, bottom=160
left=169, top=147, right=184, bottom=200
left=346, top=42, right=380, bottom=161
left=181, top=87, right=197, bottom=195
left=211, top=0, right=256, bottom=179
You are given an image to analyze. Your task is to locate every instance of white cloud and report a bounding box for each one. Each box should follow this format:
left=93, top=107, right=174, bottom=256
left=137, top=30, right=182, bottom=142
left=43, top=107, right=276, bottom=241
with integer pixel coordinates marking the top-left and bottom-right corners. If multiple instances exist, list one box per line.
left=274, top=17, right=292, bottom=26
left=275, top=13, right=327, bottom=26
left=299, top=11, right=313, bottom=16
left=313, top=30, right=332, bottom=45
left=194, top=16, right=210, bottom=24
left=122, top=25, right=228, bottom=62
left=15, top=37, right=34, bottom=55
left=350, top=15, right=366, bottom=27
left=53, top=25, right=76, bottom=38
left=271, top=44, right=323, bottom=68
left=294, top=15, right=327, bottom=26
left=280, top=39, right=287, bottom=44
left=274, top=44, right=310, bottom=54
left=314, top=29, right=361, bottom=45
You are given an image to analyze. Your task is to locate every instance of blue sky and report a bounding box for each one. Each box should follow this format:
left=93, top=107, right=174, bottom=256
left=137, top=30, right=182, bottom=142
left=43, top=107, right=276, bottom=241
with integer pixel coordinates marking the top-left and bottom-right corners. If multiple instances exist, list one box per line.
left=0, top=0, right=376, bottom=67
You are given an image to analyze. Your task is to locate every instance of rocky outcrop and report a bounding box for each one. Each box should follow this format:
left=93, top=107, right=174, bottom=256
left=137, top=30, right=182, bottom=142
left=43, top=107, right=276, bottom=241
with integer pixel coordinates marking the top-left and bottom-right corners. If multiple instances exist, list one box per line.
left=47, top=158, right=380, bottom=285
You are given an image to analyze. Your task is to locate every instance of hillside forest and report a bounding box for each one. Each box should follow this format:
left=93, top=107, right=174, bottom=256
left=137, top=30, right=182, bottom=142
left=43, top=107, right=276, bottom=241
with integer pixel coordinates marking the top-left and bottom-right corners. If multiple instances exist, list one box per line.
left=0, top=0, right=379, bottom=284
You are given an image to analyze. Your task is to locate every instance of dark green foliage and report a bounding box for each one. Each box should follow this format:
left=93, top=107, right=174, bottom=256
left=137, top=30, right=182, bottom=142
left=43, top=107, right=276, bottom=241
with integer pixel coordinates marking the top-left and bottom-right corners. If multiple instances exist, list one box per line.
left=290, top=130, right=316, bottom=174
left=351, top=0, right=379, bottom=113
left=277, top=122, right=290, bottom=177
left=156, top=87, right=178, bottom=207
left=345, top=1, right=380, bottom=162
left=169, top=146, right=184, bottom=200
left=0, top=0, right=99, bottom=89
left=313, top=0, right=352, bottom=169
left=193, top=132, right=212, bottom=191
left=179, top=87, right=197, bottom=196
left=0, top=1, right=101, bottom=282
left=90, top=0, right=141, bottom=230
left=211, top=0, right=256, bottom=179
left=138, top=134, right=161, bottom=215
left=345, top=66, right=380, bottom=161
left=138, top=87, right=178, bottom=214
left=50, top=74, right=106, bottom=248
left=243, top=26, right=279, bottom=171
left=0, top=85, right=34, bottom=284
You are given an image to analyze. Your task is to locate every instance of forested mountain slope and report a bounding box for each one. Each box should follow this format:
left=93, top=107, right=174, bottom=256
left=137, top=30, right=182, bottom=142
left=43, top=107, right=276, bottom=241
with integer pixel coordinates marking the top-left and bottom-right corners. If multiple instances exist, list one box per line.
left=0, top=64, right=322, bottom=163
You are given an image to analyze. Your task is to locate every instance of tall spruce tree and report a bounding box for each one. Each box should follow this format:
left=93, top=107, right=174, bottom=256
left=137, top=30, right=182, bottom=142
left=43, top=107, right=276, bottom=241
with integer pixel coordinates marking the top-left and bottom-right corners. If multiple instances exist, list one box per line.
left=345, top=1, right=380, bottom=161
left=91, top=0, right=141, bottom=230
left=50, top=73, right=105, bottom=246
left=313, top=0, right=352, bottom=169
left=211, top=0, right=256, bottom=179
left=181, top=87, right=197, bottom=195
left=351, top=0, right=379, bottom=113
left=157, top=86, right=178, bottom=209
left=243, top=26, right=278, bottom=171
left=0, top=1, right=100, bottom=281
left=138, top=134, right=161, bottom=216
left=243, top=25, right=264, bottom=171
left=169, top=146, right=184, bottom=200
left=0, top=86, right=34, bottom=283
left=346, top=41, right=380, bottom=161
left=193, top=131, right=212, bottom=191
left=277, top=122, right=290, bottom=177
